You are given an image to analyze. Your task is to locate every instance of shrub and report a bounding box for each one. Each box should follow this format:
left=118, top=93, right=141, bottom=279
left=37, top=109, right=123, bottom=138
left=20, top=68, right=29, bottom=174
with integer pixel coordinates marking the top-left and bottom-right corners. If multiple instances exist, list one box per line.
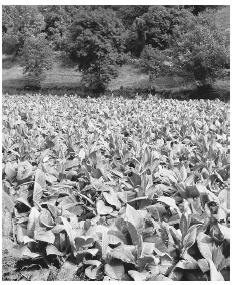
left=21, top=33, right=53, bottom=88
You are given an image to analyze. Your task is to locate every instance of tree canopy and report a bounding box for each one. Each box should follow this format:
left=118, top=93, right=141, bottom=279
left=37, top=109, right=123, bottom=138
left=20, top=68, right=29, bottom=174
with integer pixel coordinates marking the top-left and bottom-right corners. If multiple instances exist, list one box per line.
left=2, top=5, right=230, bottom=91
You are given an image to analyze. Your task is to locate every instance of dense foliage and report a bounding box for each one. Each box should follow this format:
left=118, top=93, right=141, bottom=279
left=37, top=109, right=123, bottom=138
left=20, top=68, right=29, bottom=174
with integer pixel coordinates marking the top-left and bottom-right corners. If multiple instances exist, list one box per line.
left=21, top=33, right=54, bottom=87
left=2, top=94, right=230, bottom=281
left=140, top=8, right=229, bottom=86
left=2, top=5, right=230, bottom=93
left=2, top=6, right=45, bottom=55
left=63, top=7, right=126, bottom=93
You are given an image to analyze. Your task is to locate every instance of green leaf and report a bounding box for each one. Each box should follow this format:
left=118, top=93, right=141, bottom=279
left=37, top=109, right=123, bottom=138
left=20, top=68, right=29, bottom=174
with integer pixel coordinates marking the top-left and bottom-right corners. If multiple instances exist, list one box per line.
left=34, top=168, right=46, bottom=188
left=218, top=188, right=230, bottom=210
left=176, top=259, right=198, bottom=270
left=108, top=245, right=136, bottom=264
left=33, top=182, right=43, bottom=206
left=198, top=258, right=209, bottom=273
left=2, top=191, right=15, bottom=212
left=17, top=161, right=33, bottom=182
left=180, top=213, right=188, bottom=238
left=17, top=224, right=27, bottom=244
left=78, top=148, right=86, bottom=160
left=56, top=261, right=78, bottom=281
left=20, top=245, right=41, bottom=258
left=107, top=230, right=127, bottom=245
left=128, top=270, right=149, bottom=281
left=103, top=191, right=121, bottom=209
left=34, top=229, right=55, bottom=244
left=23, top=236, right=35, bottom=244
left=39, top=208, right=54, bottom=228
left=96, top=199, right=113, bottom=215
left=147, top=274, right=172, bottom=281
left=141, top=242, right=155, bottom=256
left=157, top=196, right=181, bottom=216
left=182, top=225, right=197, bottom=252
left=180, top=164, right=187, bottom=181
left=61, top=217, right=76, bottom=253
left=32, top=169, right=46, bottom=205
left=77, top=248, right=99, bottom=256
left=104, top=261, right=125, bottom=280
left=29, top=268, right=50, bottom=281
left=124, top=204, right=144, bottom=232
left=209, top=260, right=224, bottom=281
left=85, top=266, right=99, bottom=280
left=5, top=162, right=17, bottom=181
left=16, top=197, right=32, bottom=209
left=197, top=232, right=213, bottom=260
left=27, top=206, right=40, bottom=237
left=218, top=224, right=230, bottom=240
left=46, top=244, right=64, bottom=256
left=75, top=236, right=94, bottom=249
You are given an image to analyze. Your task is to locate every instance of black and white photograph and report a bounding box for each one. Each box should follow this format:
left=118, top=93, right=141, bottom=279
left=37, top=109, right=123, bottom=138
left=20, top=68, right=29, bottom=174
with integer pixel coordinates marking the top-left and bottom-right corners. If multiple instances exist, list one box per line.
left=1, top=1, right=230, bottom=281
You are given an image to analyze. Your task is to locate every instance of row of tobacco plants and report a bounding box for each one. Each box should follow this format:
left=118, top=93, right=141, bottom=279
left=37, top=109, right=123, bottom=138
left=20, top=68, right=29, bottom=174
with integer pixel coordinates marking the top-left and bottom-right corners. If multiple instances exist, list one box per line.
left=2, top=94, right=230, bottom=281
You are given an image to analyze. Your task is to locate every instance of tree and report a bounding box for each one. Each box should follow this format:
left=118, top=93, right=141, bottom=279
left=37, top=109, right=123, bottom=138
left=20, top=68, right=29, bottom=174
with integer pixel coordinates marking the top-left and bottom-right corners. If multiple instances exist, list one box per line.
left=38, top=5, right=77, bottom=50
left=169, top=10, right=229, bottom=86
left=141, top=6, right=193, bottom=50
left=140, top=8, right=229, bottom=87
left=63, top=7, right=126, bottom=93
left=126, top=6, right=193, bottom=57
left=21, top=33, right=53, bottom=88
left=2, top=5, right=45, bottom=55
left=140, top=45, right=171, bottom=80
left=116, top=5, right=149, bottom=28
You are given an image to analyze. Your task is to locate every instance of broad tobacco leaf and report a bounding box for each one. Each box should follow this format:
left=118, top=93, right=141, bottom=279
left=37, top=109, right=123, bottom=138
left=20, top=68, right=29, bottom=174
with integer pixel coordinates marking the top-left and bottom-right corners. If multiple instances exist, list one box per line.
left=17, top=161, right=33, bottom=182
left=104, top=261, right=125, bottom=280
left=46, top=244, right=64, bottom=256
left=96, top=199, right=113, bottom=215
left=182, top=225, right=197, bottom=254
left=33, top=168, right=46, bottom=205
left=84, top=260, right=101, bottom=280
left=124, top=204, right=144, bottom=233
left=5, top=162, right=17, bottom=181
left=157, top=196, right=181, bottom=217
left=34, top=229, right=55, bottom=244
left=39, top=208, right=54, bottom=228
left=27, top=206, right=40, bottom=238
left=56, top=261, right=78, bottom=281
left=107, top=245, right=136, bottom=264
left=103, top=191, right=121, bottom=209
left=75, top=236, right=94, bottom=249
left=128, top=270, right=149, bottom=281
left=61, top=216, right=76, bottom=254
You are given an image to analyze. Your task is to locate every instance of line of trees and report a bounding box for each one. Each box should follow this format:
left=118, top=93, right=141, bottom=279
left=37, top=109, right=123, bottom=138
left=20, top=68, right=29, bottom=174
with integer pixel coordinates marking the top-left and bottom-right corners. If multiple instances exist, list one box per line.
left=2, top=5, right=230, bottom=93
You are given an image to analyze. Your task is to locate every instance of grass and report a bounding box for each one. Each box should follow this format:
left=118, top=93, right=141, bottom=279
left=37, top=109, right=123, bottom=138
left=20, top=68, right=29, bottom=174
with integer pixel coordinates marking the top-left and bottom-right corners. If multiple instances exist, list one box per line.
left=2, top=55, right=230, bottom=101
left=2, top=57, right=149, bottom=91
left=2, top=56, right=82, bottom=89
left=108, top=65, right=149, bottom=90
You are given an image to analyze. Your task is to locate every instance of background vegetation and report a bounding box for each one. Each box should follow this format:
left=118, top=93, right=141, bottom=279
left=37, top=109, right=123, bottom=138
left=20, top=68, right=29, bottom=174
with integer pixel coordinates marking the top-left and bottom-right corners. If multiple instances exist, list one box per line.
left=2, top=5, right=230, bottom=98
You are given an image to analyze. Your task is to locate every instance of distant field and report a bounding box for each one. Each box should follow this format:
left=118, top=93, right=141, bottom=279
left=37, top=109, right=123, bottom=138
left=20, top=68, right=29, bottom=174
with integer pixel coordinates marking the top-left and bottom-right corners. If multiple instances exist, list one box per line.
left=2, top=55, right=230, bottom=100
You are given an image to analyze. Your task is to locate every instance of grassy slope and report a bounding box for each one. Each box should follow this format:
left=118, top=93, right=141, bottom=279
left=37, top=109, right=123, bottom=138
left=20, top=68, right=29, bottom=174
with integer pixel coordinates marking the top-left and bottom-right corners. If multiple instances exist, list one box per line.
left=2, top=58, right=229, bottom=98
left=2, top=58, right=83, bottom=89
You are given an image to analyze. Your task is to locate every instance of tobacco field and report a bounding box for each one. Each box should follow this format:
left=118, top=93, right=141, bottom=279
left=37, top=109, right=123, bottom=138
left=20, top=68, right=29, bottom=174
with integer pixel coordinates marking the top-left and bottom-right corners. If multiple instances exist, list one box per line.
left=2, top=94, right=230, bottom=281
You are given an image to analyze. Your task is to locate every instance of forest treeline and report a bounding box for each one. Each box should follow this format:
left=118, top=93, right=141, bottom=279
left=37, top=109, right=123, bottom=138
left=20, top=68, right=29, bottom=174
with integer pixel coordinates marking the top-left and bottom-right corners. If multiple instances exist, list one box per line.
left=2, top=5, right=230, bottom=93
